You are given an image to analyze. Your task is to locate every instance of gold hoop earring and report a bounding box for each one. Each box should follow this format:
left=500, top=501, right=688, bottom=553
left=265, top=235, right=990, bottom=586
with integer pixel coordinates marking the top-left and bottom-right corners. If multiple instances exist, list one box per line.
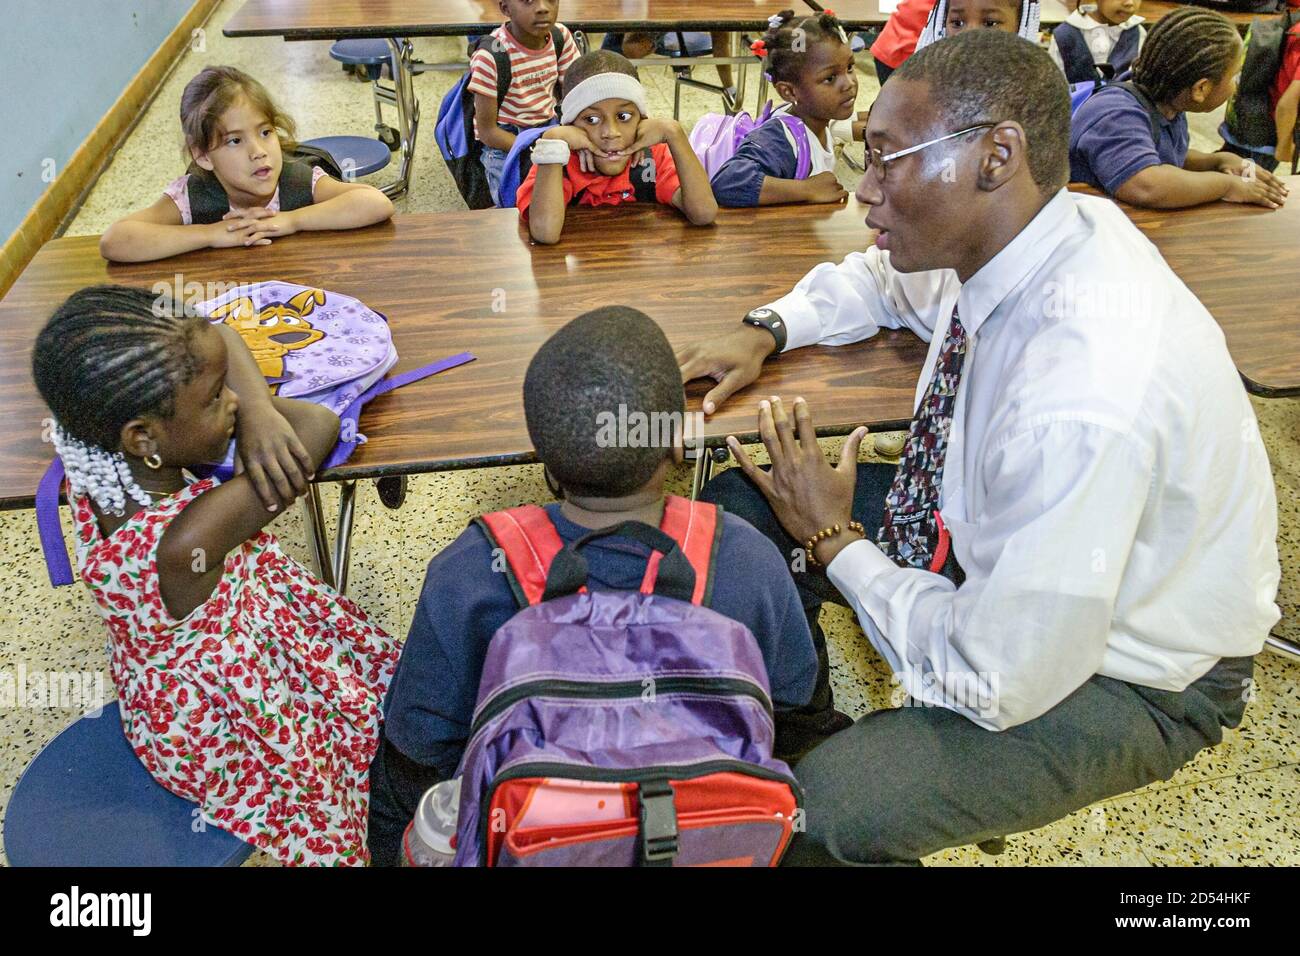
left=144, top=454, right=163, bottom=470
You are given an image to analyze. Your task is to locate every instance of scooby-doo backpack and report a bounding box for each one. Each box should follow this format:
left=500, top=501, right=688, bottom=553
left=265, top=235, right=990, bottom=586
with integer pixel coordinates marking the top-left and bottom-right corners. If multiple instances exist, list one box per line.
left=36, top=281, right=474, bottom=585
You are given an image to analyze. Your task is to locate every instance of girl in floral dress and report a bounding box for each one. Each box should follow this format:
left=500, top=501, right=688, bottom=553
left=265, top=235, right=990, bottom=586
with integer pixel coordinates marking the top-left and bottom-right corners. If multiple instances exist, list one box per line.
left=32, top=285, right=400, bottom=866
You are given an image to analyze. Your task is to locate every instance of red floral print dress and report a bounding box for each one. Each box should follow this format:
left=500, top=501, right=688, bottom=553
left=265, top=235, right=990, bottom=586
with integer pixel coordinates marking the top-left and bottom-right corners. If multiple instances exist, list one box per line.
left=72, top=478, right=400, bottom=866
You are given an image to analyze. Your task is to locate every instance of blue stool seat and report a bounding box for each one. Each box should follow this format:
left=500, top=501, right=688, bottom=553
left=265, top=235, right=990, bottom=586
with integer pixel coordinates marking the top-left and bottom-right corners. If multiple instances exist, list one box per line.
left=329, top=38, right=393, bottom=80
left=301, top=135, right=392, bottom=178
left=4, top=700, right=253, bottom=866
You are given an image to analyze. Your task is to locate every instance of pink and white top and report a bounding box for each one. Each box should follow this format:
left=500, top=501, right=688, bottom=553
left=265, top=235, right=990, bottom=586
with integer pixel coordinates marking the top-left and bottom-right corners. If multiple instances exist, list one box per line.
left=72, top=477, right=400, bottom=866
left=163, top=165, right=327, bottom=224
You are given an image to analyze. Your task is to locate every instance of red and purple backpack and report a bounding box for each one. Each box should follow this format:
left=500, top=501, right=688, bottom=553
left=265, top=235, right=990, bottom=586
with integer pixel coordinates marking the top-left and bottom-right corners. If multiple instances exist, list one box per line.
left=452, top=496, right=802, bottom=867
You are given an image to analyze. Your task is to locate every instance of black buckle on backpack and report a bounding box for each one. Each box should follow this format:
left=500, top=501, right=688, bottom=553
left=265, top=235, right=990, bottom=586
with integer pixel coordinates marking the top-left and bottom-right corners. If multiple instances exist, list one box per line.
left=639, top=780, right=679, bottom=866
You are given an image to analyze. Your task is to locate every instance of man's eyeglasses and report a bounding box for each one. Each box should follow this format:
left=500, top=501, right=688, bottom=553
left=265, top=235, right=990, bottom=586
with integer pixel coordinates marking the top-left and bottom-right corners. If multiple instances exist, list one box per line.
left=865, top=123, right=998, bottom=179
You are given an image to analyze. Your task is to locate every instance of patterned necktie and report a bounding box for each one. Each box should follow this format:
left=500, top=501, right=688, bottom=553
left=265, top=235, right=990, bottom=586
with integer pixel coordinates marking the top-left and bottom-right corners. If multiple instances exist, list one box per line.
left=877, top=304, right=967, bottom=573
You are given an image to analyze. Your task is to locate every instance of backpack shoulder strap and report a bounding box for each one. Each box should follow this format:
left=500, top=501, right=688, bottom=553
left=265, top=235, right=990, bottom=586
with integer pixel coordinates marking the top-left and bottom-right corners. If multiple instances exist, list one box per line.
left=476, top=505, right=567, bottom=607
left=37, top=457, right=75, bottom=587
left=1117, top=80, right=1163, bottom=145
left=632, top=151, right=659, bottom=203
left=551, top=25, right=566, bottom=64
left=489, top=37, right=512, bottom=106
left=775, top=114, right=814, bottom=180
left=183, top=168, right=231, bottom=224
left=639, top=496, right=722, bottom=606
left=277, top=160, right=318, bottom=211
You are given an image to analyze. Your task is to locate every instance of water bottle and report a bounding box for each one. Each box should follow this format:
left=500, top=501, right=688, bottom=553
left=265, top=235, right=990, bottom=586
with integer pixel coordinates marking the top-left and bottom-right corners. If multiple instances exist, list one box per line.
left=400, top=777, right=461, bottom=867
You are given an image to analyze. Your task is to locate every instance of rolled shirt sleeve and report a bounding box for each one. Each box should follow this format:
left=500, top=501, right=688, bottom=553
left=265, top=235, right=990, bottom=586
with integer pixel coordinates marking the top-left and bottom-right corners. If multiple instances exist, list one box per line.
left=764, top=247, right=954, bottom=352
left=826, top=420, right=1154, bottom=730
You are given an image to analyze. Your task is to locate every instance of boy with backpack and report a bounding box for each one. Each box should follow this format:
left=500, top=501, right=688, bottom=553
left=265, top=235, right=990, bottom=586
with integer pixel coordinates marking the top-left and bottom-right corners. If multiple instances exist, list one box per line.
left=1220, top=7, right=1300, bottom=171
left=366, top=307, right=820, bottom=866
left=466, top=0, right=578, bottom=205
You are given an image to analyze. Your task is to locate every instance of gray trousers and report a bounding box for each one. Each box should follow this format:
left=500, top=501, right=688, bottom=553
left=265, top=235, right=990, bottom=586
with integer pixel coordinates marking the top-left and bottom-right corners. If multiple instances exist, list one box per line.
left=699, top=466, right=1255, bottom=866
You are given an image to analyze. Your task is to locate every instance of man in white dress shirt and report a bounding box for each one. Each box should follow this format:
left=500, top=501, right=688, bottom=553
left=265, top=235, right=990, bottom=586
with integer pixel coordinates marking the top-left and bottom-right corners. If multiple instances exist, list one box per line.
left=679, top=30, right=1280, bottom=865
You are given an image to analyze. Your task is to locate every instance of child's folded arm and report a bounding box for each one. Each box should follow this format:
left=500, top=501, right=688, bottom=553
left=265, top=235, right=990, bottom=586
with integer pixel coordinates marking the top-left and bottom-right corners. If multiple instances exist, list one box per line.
left=99, top=196, right=219, bottom=262
left=154, top=398, right=339, bottom=620
left=290, top=174, right=394, bottom=230
left=711, top=129, right=798, bottom=207
left=472, top=92, right=518, bottom=152
left=1115, top=164, right=1234, bottom=208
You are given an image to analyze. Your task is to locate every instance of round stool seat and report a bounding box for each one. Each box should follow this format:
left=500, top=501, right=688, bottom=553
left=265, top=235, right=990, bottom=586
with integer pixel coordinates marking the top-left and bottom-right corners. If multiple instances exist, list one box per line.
left=302, top=136, right=393, bottom=178
left=329, top=38, right=392, bottom=80
left=4, top=700, right=252, bottom=866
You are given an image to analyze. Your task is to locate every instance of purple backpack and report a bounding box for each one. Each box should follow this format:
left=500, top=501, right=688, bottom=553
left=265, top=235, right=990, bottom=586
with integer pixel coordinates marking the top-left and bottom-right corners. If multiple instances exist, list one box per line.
left=689, top=102, right=813, bottom=180
left=454, top=499, right=802, bottom=867
left=36, top=281, right=474, bottom=586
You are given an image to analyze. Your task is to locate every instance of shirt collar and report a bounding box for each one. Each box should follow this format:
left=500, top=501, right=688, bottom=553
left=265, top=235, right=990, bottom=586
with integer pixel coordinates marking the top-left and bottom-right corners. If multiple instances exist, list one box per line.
left=957, top=188, right=1077, bottom=336
left=497, top=21, right=553, bottom=53
left=1065, top=10, right=1144, bottom=30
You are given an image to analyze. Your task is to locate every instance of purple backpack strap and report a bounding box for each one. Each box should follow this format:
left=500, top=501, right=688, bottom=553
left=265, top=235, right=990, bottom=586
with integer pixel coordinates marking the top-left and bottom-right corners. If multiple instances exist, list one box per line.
left=323, top=351, right=476, bottom=470
left=775, top=114, right=814, bottom=180
left=36, top=456, right=75, bottom=587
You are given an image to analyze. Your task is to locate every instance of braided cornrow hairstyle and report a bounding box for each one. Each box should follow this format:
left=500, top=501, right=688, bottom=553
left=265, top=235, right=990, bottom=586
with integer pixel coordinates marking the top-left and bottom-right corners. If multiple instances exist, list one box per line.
left=1130, top=7, right=1240, bottom=106
left=761, top=8, right=850, bottom=85
left=32, top=285, right=206, bottom=515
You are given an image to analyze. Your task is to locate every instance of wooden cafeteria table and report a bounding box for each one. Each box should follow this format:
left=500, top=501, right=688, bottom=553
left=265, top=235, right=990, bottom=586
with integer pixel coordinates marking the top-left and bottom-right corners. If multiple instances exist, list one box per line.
left=5, top=189, right=1296, bottom=586
left=0, top=201, right=926, bottom=587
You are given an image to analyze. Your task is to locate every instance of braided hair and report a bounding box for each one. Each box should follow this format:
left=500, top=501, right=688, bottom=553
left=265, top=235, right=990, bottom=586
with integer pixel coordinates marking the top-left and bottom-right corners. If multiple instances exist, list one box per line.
left=758, top=9, right=850, bottom=85
left=1130, top=7, right=1240, bottom=106
left=32, top=285, right=207, bottom=515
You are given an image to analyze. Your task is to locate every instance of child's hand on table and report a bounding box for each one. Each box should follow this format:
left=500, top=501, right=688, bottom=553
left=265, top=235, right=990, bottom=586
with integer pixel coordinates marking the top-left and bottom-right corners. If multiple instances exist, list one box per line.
left=804, top=171, right=850, bottom=204
left=1223, top=171, right=1289, bottom=209
left=221, top=207, right=300, bottom=246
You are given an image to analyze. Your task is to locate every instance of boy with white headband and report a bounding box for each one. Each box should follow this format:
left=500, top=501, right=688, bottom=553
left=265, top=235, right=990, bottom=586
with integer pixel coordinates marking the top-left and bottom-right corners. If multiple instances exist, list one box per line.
left=516, top=51, right=718, bottom=244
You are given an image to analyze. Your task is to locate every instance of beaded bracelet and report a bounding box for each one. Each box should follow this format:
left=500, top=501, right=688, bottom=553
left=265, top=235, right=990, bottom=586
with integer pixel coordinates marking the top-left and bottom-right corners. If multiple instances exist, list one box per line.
left=805, top=521, right=866, bottom=567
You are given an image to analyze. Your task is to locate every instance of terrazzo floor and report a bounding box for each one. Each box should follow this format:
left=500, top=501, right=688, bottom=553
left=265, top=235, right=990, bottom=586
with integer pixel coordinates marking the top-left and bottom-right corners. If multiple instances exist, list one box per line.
left=1, top=0, right=1295, bottom=867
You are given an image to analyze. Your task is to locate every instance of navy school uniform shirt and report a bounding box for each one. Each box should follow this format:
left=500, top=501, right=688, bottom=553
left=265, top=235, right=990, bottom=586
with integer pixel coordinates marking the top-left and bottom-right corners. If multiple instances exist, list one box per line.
left=1069, top=84, right=1190, bottom=194
left=382, top=502, right=819, bottom=778
left=711, top=118, right=812, bottom=208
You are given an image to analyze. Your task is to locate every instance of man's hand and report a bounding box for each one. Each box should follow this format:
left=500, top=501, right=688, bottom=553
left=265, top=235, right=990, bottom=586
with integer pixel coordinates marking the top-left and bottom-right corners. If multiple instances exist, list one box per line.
left=233, top=402, right=316, bottom=511
left=677, top=324, right=778, bottom=415
left=726, top=397, right=868, bottom=561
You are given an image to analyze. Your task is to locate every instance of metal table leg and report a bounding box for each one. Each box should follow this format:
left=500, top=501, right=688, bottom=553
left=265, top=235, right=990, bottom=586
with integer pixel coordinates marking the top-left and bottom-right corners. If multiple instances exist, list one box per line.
left=331, top=480, right=360, bottom=594
left=383, top=37, right=420, bottom=198
left=302, top=484, right=335, bottom=589
left=690, top=446, right=716, bottom=500
left=1265, top=633, right=1300, bottom=662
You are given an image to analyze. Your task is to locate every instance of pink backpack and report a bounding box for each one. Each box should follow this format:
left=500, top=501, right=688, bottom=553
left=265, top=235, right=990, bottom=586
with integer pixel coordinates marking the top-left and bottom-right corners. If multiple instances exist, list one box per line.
left=689, top=102, right=813, bottom=180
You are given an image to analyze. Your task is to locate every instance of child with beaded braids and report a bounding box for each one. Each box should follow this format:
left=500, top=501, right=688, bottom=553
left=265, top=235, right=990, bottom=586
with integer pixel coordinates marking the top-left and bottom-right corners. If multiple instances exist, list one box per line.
left=710, top=9, right=865, bottom=207
left=1069, top=7, right=1290, bottom=209
left=31, top=286, right=400, bottom=866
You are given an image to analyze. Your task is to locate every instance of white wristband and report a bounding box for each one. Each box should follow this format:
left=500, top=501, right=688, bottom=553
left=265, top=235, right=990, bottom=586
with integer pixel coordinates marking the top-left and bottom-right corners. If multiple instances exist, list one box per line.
left=531, top=138, right=571, bottom=165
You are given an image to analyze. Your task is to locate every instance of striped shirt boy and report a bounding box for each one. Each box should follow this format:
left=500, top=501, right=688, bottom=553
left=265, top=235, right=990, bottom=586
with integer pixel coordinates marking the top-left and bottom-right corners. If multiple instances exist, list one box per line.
left=467, top=22, right=578, bottom=133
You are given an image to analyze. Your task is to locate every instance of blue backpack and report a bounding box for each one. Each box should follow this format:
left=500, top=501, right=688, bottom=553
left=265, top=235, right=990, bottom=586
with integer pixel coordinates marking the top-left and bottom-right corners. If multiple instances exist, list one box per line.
left=435, top=28, right=569, bottom=209
left=496, top=126, right=661, bottom=209
left=1069, top=77, right=1161, bottom=143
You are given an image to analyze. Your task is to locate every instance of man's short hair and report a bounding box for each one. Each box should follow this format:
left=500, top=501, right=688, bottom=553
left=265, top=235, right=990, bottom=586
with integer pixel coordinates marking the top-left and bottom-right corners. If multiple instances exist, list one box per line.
left=524, top=306, right=684, bottom=498
left=893, top=30, right=1070, bottom=196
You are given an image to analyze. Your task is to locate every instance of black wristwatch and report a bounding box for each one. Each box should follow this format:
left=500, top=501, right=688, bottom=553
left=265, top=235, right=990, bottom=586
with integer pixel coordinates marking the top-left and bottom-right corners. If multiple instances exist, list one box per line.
left=742, top=307, right=787, bottom=353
